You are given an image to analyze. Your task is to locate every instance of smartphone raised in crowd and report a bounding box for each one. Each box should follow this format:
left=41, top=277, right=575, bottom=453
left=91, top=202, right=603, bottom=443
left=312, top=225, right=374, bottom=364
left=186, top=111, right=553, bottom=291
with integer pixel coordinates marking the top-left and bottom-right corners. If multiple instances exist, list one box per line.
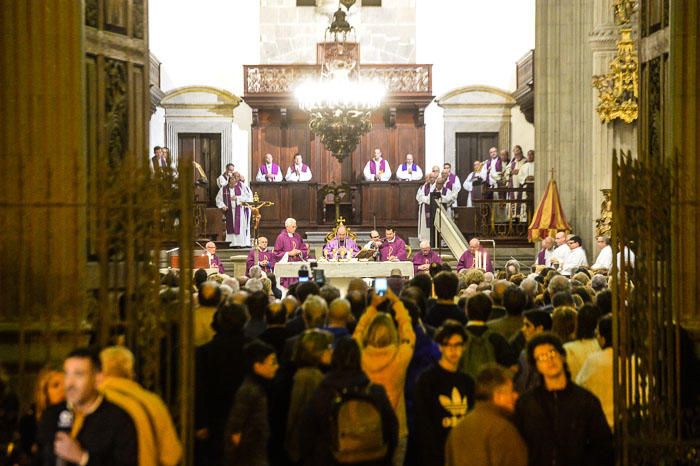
left=374, top=277, right=388, bottom=296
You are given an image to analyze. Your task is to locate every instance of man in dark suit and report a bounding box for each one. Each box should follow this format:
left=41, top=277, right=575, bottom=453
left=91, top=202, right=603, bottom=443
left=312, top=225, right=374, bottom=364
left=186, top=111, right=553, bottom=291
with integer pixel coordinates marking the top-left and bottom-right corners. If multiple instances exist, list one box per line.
left=37, top=348, right=137, bottom=466
left=151, top=145, right=170, bottom=172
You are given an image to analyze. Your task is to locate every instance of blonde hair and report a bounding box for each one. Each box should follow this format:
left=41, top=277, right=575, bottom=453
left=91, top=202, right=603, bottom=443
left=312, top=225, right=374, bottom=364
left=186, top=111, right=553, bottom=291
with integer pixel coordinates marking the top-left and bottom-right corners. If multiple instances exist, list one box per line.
left=34, top=367, right=63, bottom=420
left=461, top=268, right=484, bottom=286
left=100, top=346, right=135, bottom=379
left=363, top=313, right=398, bottom=348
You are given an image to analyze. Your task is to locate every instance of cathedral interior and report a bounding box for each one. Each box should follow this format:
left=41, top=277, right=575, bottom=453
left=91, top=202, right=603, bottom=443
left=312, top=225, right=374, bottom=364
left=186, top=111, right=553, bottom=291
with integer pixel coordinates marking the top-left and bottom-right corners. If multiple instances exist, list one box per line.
left=1, top=0, right=699, bottom=464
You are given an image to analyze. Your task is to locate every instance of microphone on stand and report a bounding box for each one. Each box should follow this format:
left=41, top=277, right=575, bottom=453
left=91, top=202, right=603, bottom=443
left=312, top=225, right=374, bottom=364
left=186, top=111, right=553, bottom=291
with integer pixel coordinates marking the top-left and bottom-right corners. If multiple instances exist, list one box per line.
left=55, top=408, right=73, bottom=466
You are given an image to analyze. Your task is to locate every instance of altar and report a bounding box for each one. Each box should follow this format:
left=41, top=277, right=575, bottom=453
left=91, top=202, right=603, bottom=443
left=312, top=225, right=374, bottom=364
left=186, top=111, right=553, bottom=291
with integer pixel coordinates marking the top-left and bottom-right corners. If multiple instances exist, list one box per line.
left=274, top=260, right=414, bottom=295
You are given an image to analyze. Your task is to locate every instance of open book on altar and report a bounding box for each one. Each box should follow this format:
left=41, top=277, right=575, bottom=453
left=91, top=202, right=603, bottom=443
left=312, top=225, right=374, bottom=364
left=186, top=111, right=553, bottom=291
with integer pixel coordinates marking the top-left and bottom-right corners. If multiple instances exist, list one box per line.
left=355, top=248, right=377, bottom=260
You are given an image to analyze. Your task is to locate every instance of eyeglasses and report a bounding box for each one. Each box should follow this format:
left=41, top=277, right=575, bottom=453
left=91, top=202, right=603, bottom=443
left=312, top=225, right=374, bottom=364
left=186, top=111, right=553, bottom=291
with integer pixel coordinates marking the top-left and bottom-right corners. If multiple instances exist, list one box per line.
left=534, top=349, right=560, bottom=363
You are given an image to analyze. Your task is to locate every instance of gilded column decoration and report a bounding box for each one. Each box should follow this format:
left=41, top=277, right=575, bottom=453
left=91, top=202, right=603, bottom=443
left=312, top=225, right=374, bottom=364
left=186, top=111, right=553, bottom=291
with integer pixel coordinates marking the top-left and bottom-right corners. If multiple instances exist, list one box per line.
left=593, top=0, right=639, bottom=124
left=614, top=0, right=637, bottom=25
left=595, top=189, right=612, bottom=237
left=593, top=29, right=639, bottom=123
left=105, top=59, right=129, bottom=165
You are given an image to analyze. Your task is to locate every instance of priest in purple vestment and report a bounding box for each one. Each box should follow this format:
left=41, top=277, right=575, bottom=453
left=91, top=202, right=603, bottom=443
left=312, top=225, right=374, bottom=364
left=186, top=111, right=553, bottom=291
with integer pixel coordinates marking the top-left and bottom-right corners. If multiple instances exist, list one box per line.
left=205, top=241, right=226, bottom=274
left=246, top=236, right=276, bottom=275
left=378, top=227, right=407, bottom=262
left=274, top=217, right=309, bottom=287
left=255, top=153, right=283, bottom=182
left=215, top=174, right=252, bottom=247
left=412, top=240, right=442, bottom=273
left=536, top=236, right=555, bottom=266
left=363, top=148, right=392, bottom=181
left=396, top=153, right=423, bottom=181
left=323, top=225, right=360, bottom=260
left=457, top=238, right=493, bottom=272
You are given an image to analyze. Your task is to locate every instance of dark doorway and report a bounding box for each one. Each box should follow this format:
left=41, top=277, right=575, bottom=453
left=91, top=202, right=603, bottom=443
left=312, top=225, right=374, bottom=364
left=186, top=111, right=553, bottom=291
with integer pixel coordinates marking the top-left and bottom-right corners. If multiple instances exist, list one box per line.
left=455, top=132, right=499, bottom=206
left=178, top=133, right=222, bottom=207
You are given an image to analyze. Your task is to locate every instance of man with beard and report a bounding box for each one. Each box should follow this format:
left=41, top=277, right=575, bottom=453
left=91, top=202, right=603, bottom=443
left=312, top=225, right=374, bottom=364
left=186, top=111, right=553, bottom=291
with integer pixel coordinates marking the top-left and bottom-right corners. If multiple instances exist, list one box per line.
left=37, top=348, right=137, bottom=466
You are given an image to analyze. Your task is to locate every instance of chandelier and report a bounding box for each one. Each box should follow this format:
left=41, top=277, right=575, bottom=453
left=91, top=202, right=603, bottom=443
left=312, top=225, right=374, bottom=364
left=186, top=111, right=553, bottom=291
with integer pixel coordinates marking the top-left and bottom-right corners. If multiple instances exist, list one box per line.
left=295, top=3, right=385, bottom=162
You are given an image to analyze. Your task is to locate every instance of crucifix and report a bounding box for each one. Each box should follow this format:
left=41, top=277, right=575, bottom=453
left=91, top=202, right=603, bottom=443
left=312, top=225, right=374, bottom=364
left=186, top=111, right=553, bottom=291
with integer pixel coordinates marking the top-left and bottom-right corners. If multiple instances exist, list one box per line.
left=241, top=192, right=275, bottom=266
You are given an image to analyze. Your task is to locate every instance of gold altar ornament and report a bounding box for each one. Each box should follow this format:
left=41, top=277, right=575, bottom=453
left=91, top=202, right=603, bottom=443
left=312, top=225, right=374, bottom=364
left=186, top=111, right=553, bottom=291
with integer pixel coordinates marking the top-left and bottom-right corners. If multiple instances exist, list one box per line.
left=595, top=189, right=612, bottom=238
left=613, top=0, right=636, bottom=26
left=593, top=29, right=639, bottom=124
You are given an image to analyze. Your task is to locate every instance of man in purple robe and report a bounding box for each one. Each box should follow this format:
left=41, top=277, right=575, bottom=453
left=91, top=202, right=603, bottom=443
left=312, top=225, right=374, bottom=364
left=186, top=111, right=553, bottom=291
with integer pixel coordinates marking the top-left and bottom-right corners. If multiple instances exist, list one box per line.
left=215, top=173, right=252, bottom=247
left=363, top=148, right=392, bottom=181
left=273, top=217, right=309, bottom=287
left=323, top=225, right=360, bottom=260
left=378, top=226, right=407, bottom=262
left=284, top=153, right=312, bottom=182
left=205, top=241, right=226, bottom=274
left=536, top=236, right=555, bottom=266
left=412, top=240, right=442, bottom=273
left=255, top=153, right=283, bottom=182
left=441, top=162, right=462, bottom=203
left=246, top=236, right=276, bottom=275
left=479, top=147, right=503, bottom=199
left=396, top=153, right=423, bottom=181
left=457, top=238, right=494, bottom=272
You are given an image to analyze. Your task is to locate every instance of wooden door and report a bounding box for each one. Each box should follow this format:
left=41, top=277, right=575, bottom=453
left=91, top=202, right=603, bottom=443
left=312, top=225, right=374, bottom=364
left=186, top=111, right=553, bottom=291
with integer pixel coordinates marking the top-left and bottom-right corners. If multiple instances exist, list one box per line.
left=455, top=132, right=499, bottom=206
left=178, top=133, right=222, bottom=206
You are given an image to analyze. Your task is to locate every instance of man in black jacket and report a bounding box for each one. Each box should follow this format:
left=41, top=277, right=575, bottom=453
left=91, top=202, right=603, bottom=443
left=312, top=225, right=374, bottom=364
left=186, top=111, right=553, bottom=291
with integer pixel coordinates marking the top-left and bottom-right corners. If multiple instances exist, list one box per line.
left=37, top=348, right=137, bottom=466
left=514, top=332, right=613, bottom=466
left=414, top=321, right=475, bottom=466
left=195, top=299, right=250, bottom=466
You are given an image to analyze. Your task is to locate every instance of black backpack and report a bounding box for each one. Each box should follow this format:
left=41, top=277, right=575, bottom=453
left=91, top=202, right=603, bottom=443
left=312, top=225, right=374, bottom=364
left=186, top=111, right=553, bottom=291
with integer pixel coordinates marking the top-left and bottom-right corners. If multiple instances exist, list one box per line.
left=330, top=384, right=388, bottom=464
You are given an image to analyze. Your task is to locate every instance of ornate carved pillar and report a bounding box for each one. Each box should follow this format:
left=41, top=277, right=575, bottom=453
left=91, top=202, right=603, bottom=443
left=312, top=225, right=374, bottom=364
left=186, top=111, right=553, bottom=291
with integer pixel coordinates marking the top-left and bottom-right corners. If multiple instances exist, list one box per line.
left=0, top=1, right=86, bottom=331
left=670, top=0, right=700, bottom=329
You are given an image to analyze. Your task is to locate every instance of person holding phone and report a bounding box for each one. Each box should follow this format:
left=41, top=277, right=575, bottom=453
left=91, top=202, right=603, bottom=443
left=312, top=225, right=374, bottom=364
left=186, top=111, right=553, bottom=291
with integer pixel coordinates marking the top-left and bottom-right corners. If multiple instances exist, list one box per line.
left=353, top=289, right=415, bottom=465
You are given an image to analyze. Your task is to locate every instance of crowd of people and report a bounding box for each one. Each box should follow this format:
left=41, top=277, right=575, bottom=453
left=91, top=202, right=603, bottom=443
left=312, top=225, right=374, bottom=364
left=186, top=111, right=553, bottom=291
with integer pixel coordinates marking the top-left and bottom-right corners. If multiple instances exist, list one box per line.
left=2, top=252, right=619, bottom=466
left=191, top=259, right=615, bottom=466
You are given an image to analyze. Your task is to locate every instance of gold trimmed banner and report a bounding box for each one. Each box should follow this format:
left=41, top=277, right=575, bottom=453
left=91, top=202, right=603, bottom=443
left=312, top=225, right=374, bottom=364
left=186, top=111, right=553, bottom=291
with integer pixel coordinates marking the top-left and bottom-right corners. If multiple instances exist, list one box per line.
left=528, top=178, right=572, bottom=242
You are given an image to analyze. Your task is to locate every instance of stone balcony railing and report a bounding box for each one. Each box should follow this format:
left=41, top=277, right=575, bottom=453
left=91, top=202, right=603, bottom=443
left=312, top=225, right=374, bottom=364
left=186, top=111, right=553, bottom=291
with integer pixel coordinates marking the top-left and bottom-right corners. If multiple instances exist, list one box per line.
left=244, top=64, right=433, bottom=96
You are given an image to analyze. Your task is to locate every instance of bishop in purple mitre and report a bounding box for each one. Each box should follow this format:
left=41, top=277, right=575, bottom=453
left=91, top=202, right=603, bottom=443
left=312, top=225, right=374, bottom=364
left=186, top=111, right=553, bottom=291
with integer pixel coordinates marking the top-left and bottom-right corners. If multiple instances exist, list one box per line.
left=457, top=238, right=493, bottom=272
left=378, top=227, right=407, bottom=262
left=274, top=218, right=309, bottom=287
left=323, top=225, right=360, bottom=260
left=412, top=240, right=442, bottom=273
left=246, top=236, right=276, bottom=275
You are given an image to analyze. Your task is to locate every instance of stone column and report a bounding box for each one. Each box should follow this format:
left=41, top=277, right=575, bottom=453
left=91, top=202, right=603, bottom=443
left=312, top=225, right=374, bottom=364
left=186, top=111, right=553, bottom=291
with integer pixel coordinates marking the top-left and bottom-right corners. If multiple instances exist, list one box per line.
left=536, top=0, right=602, bottom=253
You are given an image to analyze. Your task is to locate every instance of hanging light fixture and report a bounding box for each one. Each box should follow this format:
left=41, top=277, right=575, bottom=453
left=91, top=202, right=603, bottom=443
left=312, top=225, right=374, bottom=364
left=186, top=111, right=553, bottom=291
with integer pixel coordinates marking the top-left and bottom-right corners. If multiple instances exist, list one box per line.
left=295, top=2, right=385, bottom=163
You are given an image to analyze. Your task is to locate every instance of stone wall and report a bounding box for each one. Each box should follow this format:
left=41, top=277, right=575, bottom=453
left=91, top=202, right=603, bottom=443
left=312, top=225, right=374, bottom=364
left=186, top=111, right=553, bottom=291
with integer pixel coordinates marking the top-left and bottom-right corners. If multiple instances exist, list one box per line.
left=260, top=0, right=416, bottom=64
